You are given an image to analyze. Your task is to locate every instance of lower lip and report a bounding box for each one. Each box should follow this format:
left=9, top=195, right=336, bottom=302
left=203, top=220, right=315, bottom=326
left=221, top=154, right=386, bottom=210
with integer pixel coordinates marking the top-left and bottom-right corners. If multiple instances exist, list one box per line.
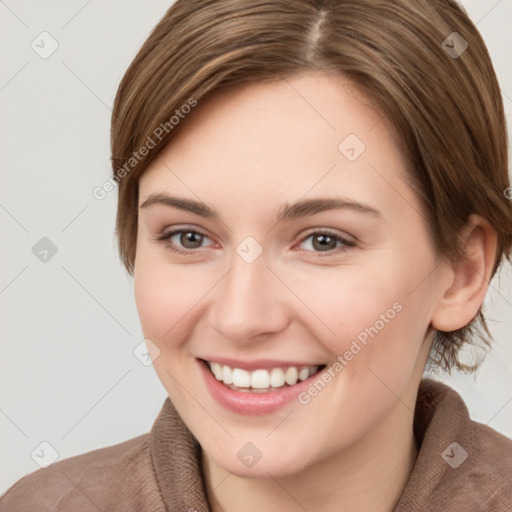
left=197, top=359, right=324, bottom=415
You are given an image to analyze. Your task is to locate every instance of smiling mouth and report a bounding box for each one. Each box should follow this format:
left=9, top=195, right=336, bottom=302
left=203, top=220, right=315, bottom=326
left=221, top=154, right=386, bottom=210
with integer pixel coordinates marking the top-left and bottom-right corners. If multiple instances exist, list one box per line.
left=202, top=359, right=326, bottom=393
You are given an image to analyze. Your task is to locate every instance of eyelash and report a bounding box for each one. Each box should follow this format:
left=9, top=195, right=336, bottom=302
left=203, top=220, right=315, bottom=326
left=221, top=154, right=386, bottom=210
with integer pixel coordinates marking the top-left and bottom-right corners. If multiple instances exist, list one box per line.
left=154, top=228, right=355, bottom=257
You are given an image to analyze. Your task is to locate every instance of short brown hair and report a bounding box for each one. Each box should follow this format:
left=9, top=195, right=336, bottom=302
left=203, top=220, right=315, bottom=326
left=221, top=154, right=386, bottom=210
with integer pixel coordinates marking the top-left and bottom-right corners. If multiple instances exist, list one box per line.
left=110, top=0, right=512, bottom=372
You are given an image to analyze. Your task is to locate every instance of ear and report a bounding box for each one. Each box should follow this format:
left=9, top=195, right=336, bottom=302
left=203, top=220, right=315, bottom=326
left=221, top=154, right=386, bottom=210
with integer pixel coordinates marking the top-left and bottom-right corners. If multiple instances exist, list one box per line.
left=431, top=214, right=498, bottom=332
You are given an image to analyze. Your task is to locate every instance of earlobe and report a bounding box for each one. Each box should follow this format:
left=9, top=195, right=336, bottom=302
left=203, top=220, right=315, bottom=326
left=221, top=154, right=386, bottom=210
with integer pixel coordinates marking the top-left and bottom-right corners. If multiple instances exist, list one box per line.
left=431, top=215, right=498, bottom=332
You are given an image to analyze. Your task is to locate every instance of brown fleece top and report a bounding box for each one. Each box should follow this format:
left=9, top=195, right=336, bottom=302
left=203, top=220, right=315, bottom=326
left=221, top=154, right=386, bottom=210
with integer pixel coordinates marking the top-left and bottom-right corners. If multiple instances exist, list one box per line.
left=1, top=379, right=511, bottom=511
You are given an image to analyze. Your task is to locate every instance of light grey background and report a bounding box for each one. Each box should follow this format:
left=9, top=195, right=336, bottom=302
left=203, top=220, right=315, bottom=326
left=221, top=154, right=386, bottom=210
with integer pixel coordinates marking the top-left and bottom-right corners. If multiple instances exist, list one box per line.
left=1, top=0, right=511, bottom=494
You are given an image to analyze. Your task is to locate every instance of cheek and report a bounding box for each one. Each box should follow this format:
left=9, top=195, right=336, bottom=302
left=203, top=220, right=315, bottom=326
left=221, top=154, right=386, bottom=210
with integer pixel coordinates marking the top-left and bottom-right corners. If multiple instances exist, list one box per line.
left=284, top=263, right=408, bottom=351
left=134, top=248, right=200, bottom=344
left=291, top=255, right=432, bottom=372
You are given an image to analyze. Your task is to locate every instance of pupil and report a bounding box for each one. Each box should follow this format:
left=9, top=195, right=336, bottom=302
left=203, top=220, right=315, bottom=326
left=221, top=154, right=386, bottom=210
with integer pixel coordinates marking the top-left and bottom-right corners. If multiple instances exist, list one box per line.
left=313, top=234, right=335, bottom=251
left=182, top=232, right=202, bottom=248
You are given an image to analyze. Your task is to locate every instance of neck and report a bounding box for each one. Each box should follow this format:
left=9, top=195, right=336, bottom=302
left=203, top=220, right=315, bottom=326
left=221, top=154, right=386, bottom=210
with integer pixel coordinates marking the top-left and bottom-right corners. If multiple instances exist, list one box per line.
left=202, top=396, right=419, bottom=512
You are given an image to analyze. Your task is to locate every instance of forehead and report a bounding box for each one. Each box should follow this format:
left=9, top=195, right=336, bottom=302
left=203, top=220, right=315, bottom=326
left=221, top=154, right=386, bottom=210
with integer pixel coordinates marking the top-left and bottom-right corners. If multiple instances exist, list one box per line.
left=139, top=71, right=416, bottom=220
left=153, top=71, right=386, bottom=164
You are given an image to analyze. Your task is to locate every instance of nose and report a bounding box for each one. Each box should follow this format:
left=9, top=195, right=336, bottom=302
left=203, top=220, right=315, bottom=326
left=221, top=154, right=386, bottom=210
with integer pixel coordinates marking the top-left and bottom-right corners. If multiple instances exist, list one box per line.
left=207, top=250, right=289, bottom=343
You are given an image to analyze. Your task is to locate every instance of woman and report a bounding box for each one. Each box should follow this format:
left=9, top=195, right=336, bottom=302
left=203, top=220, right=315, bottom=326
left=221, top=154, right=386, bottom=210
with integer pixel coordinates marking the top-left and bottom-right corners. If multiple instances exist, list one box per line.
left=2, top=0, right=511, bottom=510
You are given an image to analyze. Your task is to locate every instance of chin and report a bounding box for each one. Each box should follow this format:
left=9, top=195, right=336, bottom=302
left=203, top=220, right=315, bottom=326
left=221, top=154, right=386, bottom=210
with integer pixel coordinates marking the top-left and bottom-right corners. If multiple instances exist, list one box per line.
left=206, top=444, right=314, bottom=479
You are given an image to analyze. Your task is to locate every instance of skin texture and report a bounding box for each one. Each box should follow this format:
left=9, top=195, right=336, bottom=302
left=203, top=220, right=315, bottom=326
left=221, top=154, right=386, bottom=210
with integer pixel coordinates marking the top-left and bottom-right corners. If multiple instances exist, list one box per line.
left=134, top=71, right=496, bottom=512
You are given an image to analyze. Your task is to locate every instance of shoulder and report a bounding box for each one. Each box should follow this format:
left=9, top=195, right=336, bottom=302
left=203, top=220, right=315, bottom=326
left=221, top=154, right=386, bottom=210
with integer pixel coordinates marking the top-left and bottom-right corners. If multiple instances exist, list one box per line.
left=422, top=379, right=512, bottom=467
left=463, top=416, right=512, bottom=507
left=405, top=379, right=512, bottom=511
left=0, top=433, right=166, bottom=512
left=439, top=414, right=512, bottom=511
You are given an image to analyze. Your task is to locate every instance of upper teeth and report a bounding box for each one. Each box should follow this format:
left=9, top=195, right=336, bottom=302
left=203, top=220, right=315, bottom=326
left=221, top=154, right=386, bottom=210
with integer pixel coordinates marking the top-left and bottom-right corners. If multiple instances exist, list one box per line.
left=207, top=361, right=320, bottom=390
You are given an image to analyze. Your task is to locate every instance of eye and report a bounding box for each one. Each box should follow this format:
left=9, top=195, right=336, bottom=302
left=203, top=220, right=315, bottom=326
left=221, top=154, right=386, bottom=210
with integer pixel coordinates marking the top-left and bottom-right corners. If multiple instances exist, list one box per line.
left=296, top=230, right=355, bottom=255
left=155, top=228, right=214, bottom=255
left=154, top=227, right=355, bottom=257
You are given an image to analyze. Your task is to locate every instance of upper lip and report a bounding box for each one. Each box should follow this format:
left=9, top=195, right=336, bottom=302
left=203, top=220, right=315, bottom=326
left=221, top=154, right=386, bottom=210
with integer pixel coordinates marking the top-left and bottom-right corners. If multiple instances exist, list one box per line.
left=199, top=357, right=325, bottom=371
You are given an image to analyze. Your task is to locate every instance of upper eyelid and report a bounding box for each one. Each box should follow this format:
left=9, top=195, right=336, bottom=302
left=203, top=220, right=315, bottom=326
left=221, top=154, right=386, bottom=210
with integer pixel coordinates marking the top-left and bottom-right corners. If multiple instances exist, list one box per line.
left=162, top=226, right=215, bottom=243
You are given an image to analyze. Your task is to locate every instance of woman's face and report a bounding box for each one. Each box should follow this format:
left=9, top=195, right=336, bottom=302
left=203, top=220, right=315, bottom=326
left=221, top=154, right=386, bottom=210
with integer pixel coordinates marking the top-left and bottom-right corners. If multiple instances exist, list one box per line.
left=134, top=71, right=445, bottom=477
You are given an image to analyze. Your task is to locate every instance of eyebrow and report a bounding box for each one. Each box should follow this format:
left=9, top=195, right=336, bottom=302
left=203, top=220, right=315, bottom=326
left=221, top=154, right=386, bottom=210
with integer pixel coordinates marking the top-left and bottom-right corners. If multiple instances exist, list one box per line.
left=139, top=193, right=381, bottom=222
